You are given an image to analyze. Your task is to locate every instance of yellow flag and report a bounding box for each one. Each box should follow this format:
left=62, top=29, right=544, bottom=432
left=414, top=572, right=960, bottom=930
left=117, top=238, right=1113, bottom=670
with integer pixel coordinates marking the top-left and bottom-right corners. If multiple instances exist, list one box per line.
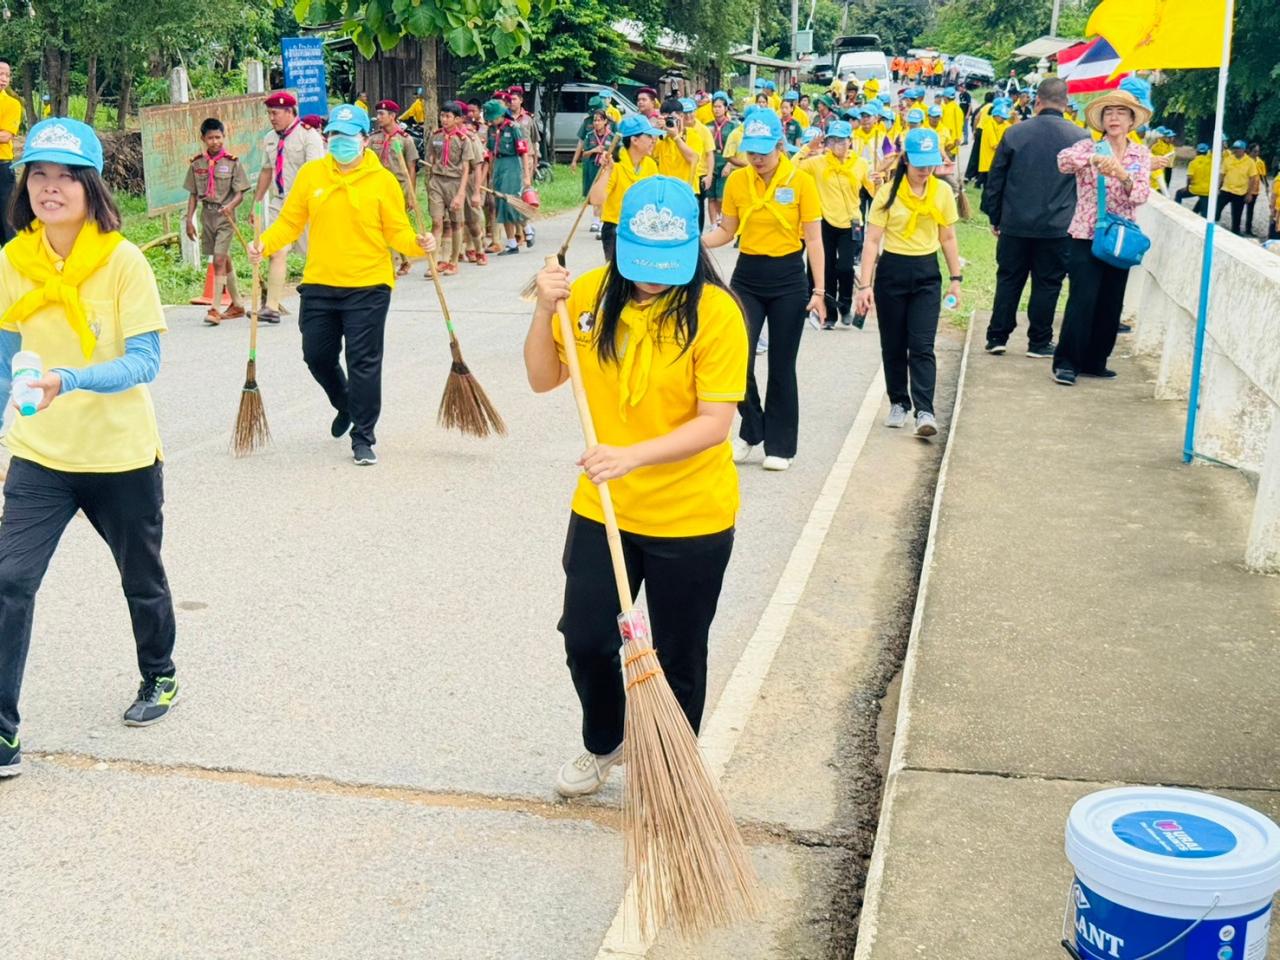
left=1086, top=0, right=1228, bottom=72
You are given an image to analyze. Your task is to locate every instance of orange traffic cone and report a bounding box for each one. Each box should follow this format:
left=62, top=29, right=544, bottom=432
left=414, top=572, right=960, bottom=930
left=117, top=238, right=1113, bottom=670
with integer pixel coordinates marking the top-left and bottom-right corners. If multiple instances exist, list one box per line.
left=191, top=259, right=232, bottom=307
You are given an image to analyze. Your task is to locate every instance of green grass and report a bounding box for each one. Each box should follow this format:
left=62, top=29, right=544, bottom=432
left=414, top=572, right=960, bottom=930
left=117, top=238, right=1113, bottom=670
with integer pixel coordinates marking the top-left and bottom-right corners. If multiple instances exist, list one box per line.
left=953, top=184, right=996, bottom=329
left=535, top=163, right=588, bottom=216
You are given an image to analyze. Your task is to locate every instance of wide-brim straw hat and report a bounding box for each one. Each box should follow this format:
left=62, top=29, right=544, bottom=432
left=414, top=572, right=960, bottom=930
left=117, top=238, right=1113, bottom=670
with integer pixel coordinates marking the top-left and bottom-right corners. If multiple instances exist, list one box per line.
left=1084, top=89, right=1152, bottom=134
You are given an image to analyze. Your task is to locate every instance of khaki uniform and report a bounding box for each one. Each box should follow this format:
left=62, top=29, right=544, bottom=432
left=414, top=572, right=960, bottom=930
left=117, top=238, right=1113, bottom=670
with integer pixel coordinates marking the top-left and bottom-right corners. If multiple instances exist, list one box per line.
left=426, top=128, right=476, bottom=226
left=260, top=120, right=325, bottom=252
left=183, top=152, right=250, bottom=256
left=463, top=125, right=488, bottom=234
left=368, top=127, right=420, bottom=199
left=512, top=109, right=540, bottom=166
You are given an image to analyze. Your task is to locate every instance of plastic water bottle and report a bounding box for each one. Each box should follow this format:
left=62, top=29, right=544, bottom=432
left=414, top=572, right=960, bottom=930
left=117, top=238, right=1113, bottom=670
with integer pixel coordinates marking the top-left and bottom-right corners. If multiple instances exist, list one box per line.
left=11, top=350, right=43, bottom=417
left=943, top=294, right=959, bottom=311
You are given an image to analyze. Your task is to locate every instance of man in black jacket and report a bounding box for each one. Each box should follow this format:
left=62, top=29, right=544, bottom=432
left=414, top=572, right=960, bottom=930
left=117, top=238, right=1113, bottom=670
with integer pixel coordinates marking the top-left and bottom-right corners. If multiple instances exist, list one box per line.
left=981, top=78, right=1090, bottom=357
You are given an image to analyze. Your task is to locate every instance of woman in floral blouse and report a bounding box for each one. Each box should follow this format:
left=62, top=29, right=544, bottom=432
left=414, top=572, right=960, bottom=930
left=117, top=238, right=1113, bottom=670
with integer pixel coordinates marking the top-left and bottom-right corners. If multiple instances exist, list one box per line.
left=1052, top=88, right=1152, bottom=386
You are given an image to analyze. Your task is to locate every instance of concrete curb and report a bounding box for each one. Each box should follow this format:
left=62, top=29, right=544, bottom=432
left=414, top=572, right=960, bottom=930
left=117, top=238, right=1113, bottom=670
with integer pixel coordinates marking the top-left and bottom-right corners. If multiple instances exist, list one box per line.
left=852, top=313, right=977, bottom=960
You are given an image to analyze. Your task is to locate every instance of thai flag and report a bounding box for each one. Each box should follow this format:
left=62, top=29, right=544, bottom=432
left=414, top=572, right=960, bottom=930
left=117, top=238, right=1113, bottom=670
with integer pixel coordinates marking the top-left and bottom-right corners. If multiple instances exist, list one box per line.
left=1057, top=37, right=1128, bottom=94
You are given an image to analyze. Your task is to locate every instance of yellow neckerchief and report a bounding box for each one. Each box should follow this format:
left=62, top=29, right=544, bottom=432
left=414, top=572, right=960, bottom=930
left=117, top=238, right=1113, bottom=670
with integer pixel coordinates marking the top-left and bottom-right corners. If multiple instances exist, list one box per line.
left=615, top=293, right=669, bottom=420
left=733, top=153, right=800, bottom=240
left=309, top=150, right=385, bottom=210
left=892, top=175, right=947, bottom=238
left=823, top=150, right=862, bottom=210
left=1, top=221, right=124, bottom=359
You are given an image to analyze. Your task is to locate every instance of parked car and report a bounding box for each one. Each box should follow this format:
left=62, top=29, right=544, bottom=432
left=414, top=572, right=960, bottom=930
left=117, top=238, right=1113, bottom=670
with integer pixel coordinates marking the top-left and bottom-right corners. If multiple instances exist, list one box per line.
left=831, top=34, right=889, bottom=88
left=950, top=54, right=996, bottom=88
left=810, top=63, right=835, bottom=86
left=537, top=83, right=640, bottom=160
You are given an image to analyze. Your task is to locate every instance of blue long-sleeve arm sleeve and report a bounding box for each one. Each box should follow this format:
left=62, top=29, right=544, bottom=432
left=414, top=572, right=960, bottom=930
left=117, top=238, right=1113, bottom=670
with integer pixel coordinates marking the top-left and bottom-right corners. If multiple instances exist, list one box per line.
left=0, top=329, right=20, bottom=409
left=54, top=332, right=162, bottom=395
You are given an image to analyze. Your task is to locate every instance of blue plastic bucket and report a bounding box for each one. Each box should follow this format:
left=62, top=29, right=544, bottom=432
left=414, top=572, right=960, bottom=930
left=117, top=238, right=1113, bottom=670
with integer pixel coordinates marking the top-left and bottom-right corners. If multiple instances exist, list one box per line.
left=1064, top=787, right=1280, bottom=960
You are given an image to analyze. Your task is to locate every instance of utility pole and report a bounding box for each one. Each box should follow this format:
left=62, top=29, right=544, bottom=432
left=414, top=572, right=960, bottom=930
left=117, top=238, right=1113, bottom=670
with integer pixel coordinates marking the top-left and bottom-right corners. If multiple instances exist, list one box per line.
left=1050, top=0, right=1062, bottom=37
left=749, top=10, right=760, bottom=92
left=791, top=0, right=800, bottom=67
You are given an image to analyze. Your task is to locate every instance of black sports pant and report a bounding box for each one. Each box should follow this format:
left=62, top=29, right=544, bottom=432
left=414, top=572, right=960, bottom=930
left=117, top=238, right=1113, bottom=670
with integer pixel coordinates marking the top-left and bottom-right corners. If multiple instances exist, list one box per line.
left=874, top=251, right=941, bottom=415
left=0, top=161, right=14, bottom=246
left=733, top=252, right=809, bottom=459
left=298, top=283, right=391, bottom=449
left=1216, top=192, right=1246, bottom=235
left=986, top=234, right=1069, bottom=349
left=559, top=513, right=733, bottom=756
left=817, top=219, right=861, bottom=315
left=0, top=458, right=176, bottom=739
left=1054, top=239, right=1131, bottom=375
left=1245, top=196, right=1257, bottom=234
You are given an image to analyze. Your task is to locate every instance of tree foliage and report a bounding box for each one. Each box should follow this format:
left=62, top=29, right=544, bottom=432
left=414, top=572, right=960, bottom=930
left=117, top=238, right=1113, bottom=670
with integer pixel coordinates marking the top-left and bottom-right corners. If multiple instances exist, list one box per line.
left=920, top=0, right=1097, bottom=72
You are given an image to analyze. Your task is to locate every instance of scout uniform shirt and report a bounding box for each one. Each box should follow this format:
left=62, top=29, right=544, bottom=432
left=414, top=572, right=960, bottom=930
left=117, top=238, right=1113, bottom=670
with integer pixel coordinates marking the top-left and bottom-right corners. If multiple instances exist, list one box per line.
left=183, top=149, right=250, bottom=255
left=0, top=88, right=21, bottom=162
left=260, top=119, right=325, bottom=206
left=368, top=126, right=420, bottom=196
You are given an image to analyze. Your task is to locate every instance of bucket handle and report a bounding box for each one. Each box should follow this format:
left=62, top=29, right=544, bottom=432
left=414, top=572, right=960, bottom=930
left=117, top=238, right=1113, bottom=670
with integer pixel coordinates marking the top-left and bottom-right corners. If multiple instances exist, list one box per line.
left=1060, top=879, right=1221, bottom=960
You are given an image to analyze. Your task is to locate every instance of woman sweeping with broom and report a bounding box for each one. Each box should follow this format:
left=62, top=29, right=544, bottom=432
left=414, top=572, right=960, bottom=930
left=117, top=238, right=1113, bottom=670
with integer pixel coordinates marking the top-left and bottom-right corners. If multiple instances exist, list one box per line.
left=525, top=176, right=748, bottom=800
left=0, top=119, right=180, bottom=777
left=248, top=104, right=435, bottom=466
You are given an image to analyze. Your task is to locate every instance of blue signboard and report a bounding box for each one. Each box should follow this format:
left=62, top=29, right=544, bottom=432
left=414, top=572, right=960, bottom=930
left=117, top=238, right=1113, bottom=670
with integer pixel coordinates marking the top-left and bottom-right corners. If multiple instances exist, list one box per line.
left=281, top=37, right=328, bottom=117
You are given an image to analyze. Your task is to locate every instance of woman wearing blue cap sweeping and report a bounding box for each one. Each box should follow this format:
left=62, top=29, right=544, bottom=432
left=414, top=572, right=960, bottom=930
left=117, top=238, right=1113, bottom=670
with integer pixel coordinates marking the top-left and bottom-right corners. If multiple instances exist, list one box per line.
left=525, top=176, right=748, bottom=796
left=588, top=113, right=662, bottom=262
left=704, top=109, right=825, bottom=472
left=0, top=119, right=181, bottom=777
left=855, top=128, right=962, bottom=439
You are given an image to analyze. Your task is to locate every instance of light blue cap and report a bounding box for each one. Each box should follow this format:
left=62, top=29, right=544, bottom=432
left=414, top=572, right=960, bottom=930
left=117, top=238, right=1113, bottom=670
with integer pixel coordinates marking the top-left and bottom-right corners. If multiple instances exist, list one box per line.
left=765, top=80, right=777, bottom=90
left=616, top=176, right=700, bottom=286
left=784, top=90, right=799, bottom=101
left=802, top=126, right=824, bottom=143
left=928, top=105, right=943, bottom=118
left=712, top=90, right=730, bottom=104
left=679, top=97, right=696, bottom=114
left=325, top=103, right=370, bottom=136
left=992, top=103, right=1012, bottom=120
left=943, top=86, right=956, bottom=97
left=1120, top=75, right=1154, bottom=110
left=754, top=78, right=766, bottom=88
left=904, top=127, right=944, bottom=167
left=858, top=106, right=876, bottom=117
left=15, top=118, right=104, bottom=173
left=1232, top=139, right=1248, bottom=149
left=826, top=120, right=852, bottom=139
left=618, top=114, right=664, bottom=138
left=1196, top=143, right=1209, bottom=154
left=880, top=106, right=895, bottom=121
left=907, top=108, right=925, bottom=124
left=740, top=109, right=784, bottom=154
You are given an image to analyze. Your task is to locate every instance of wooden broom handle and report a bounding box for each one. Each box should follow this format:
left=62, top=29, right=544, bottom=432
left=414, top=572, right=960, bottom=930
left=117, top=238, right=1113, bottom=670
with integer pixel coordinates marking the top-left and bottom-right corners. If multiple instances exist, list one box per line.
left=225, top=210, right=260, bottom=356
left=391, top=148, right=459, bottom=340
left=547, top=256, right=632, bottom=614
left=560, top=135, right=620, bottom=253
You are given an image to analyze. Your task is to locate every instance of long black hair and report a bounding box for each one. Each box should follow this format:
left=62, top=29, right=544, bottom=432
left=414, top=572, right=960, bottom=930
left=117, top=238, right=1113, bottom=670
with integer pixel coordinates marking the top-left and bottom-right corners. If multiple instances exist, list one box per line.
left=9, top=163, right=122, bottom=235
left=589, top=247, right=737, bottom=367
left=879, top=155, right=910, bottom=213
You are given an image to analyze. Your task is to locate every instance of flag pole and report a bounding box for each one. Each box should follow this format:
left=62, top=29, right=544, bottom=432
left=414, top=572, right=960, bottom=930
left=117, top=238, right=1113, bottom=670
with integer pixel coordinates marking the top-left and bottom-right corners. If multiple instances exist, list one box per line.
left=1181, top=0, right=1236, bottom=463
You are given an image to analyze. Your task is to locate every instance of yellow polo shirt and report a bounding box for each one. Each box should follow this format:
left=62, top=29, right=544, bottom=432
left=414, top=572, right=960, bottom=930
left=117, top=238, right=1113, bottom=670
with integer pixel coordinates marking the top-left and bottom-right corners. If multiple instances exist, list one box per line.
left=601, top=154, right=658, bottom=224
left=1186, top=155, right=1212, bottom=196
left=259, top=151, right=422, bottom=288
left=552, top=266, right=748, bottom=537
left=0, top=89, right=22, bottom=162
left=800, top=152, right=871, bottom=228
left=695, top=103, right=714, bottom=125
left=687, top=120, right=715, bottom=182
left=0, top=235, right=165, bottom=472
left=868, top=177, right=959, bottom=257
left=722, top=155, right=821, bottom=257
left=653, top=131, right=699, bottom=189
left=1221, top=153, right=1255, bottom=196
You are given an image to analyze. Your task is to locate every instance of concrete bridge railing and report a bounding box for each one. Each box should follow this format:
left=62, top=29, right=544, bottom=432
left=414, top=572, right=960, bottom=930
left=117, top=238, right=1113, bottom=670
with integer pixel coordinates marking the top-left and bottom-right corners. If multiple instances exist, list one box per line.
left=1123, top=194, right=1280, bottom=572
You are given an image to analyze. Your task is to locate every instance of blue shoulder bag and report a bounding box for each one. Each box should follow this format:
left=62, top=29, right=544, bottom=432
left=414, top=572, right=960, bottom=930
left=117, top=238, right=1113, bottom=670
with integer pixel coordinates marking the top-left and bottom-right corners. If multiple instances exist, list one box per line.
left=1091, top=142, right=1150, bottom=269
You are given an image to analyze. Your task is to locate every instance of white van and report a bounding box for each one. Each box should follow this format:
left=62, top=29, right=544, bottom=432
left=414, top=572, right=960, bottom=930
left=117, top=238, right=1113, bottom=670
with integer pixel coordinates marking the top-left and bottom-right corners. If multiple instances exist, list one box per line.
left=835, top=50, right=890, bottom=85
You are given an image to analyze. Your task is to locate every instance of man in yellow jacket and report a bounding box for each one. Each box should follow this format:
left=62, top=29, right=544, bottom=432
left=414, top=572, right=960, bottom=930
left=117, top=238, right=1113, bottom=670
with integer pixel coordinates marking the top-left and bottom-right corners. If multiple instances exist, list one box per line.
left=250, top=104, right=435, bottom=466
left=1175, top=143, right=1213, bottom=216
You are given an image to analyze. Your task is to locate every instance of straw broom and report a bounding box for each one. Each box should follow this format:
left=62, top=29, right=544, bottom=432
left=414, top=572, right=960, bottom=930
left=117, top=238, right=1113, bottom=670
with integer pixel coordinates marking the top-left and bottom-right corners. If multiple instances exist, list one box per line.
left=519, top=135, right=620, bottom=302
left=548, top=260, right=759, bottom=938
left=392, top=147, right=506, bottom=438
left=225, top=209, right=270, bottom=457
left=482, top=185, right=539, bottom=220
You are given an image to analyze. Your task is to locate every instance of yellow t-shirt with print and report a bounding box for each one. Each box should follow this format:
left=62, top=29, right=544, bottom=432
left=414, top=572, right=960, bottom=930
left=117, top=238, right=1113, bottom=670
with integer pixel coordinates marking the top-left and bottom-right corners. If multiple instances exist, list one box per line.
left=601, top=154, right=658, bottom=224
left=0, top=89, right=22, bottom=162
left=552, top=266, right=749, bottom=537
left=1221, top=153, right=1256, bottom=196
left=722, top=157, right=822, bottom=257
left=0, top=236, right=165, bottom=472
left=868, top=177, right=960, bottom=257
left=799, top=152, right=871, bottom=228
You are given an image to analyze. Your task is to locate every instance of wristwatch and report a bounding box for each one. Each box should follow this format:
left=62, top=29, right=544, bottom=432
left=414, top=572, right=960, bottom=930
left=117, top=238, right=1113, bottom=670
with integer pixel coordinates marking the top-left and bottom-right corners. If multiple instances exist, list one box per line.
left=949, top=274, right=964, bottom=282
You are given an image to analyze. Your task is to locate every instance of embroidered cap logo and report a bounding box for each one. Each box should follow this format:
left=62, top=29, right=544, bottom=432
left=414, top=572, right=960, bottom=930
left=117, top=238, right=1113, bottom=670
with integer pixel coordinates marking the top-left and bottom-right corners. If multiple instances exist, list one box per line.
left=30, top=123, right=83, bottom=156
left=628, top=203, right=688, bottom=243
left=744, top=119, right=774, bottom=139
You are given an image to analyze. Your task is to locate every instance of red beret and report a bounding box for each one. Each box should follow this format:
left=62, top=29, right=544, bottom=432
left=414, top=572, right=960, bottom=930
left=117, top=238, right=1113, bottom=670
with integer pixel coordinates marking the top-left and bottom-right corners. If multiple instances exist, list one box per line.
left=506, top=85, right=525, bottom=96
left=264, top=91, right=297, bottom=109
left=299, top=114, right=326, bottom=130
left=375, top=99, right=400, bottom=113
left=638, top=87, right=658, bottom=98
left=454, top=100, right=470, bottom=114
left=496, top=92, right=512, bottom=103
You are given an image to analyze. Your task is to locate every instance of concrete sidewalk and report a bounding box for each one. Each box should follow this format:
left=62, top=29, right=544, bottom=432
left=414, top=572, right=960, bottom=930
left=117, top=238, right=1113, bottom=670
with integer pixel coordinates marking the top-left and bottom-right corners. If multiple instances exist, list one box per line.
left=855, top=318, right=1280, bottom=959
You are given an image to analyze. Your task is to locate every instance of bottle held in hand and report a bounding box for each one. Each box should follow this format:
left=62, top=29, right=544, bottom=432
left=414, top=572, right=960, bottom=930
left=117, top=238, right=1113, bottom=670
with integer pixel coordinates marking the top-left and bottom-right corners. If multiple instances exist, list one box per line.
left=11, top=350, right=43, bottom=417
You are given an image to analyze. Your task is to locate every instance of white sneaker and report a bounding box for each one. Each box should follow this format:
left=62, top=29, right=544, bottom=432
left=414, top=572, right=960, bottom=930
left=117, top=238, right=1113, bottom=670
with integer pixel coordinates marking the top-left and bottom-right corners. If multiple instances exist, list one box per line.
left=884, top=403, right=909, bottom=429
left=914, top=411, right=938, bottom=438
left=762, top=455, right=791, bottom=471
left=756, top=333, right=769, bottom=355
left=732, top=438, right=759, bottom=464
left=555, top=745, right=623, bottom=798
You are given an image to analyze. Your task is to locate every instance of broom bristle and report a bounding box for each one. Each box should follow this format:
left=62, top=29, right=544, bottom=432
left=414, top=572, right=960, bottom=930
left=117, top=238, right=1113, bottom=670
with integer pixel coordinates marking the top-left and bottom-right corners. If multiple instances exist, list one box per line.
left=619, top=609, right=761, bottom=939
left=437, top=341, right=507, bottom=438
left=232, top=373, right=271, bottom=458
left=520, top=249, right=567, bottom=302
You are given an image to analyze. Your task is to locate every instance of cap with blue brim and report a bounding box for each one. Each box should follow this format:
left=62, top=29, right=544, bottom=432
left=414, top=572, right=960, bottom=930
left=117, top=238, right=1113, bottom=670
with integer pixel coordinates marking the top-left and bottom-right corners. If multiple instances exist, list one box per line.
left=928, top=105, right=943, bottom=118
left=992, top=103, right=1012, bottom=120
left=679, top=98, right=696, bottom=114
left=325, top=103, right=370, bottom=136
left=1232, top=139, right=1248, bottom=149
left=1196, top=143, right=1209, bottom=154
left=712, top=90, right=731, bottom=104
left=907, top=108, right=924, bottom=124
left=881, top=107, right=896, bottom=121
left=802, top=126, right=824, bottom=144
left=904, top=128, right=944, bottom=166
left=783, top=90, right=799, bottom=102
left=616, top=176, right=701, bottom=286
left=15, top=118, right=103, bottom=172
left=826, top=120, right=852, bottom=140
left=618, top=114, right=665, bottom=138
left=740, top=109, right=783, bottom=154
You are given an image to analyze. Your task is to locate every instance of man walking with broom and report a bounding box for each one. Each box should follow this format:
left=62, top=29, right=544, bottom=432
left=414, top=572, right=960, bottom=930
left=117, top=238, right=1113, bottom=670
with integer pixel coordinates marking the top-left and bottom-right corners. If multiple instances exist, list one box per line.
left=248, top=104, right=435, bottom=466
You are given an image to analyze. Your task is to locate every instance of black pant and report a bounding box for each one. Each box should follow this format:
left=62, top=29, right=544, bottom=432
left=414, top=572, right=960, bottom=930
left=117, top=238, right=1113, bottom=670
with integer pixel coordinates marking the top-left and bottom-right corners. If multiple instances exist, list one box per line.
left=986, top=234, right=1068, bottom=349
left=1245, top=196, right=1258, bottom=234
left=874, top=252, right=940, bottom=415
left=601, top=221, right=617, bottom=263
left=965, top=128, right=983, bottom=182
left=1217, top=192, right=1246, bottom=234
left=1174, top=187, right=1206, bottom=214
left=733, top=252, right=809, bottom=459
left=0, top=458, right=176, bottom=739
left=697, top=188, right=706, bottom=234
left=817, top=219, right=861, bottom=314
left=859, top=187, right=874, bottom=228
left=298, top=283, right=391, bottom=449
left=558, top=513, right=733, bottom=755
left=1054, top=238, right=1130, bottom=374
left=0, top=161, right=14, bottom=246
